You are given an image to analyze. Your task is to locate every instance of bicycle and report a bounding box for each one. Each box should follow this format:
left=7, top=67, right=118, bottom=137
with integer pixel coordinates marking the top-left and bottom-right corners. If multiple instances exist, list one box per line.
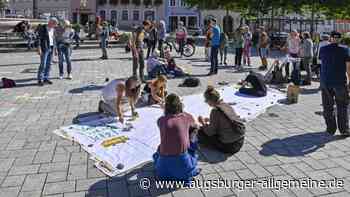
left=163, top=38, right=196, bottom=57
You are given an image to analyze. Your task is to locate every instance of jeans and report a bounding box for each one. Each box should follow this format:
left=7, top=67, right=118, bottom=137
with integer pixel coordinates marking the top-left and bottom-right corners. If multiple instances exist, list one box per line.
left=235, top=48, right=243, bottom=66
left=74, top=32, right=80, bottom=47
left=58, top=44, right=72, bottom=76
left=210, top=45, right=219, bottom=73
left=101, top=39, right=108, bottom=58
left=219, top=46, right=227, bottom=64
left=148, top=64, right=167, bottom=79
left=37, top=47, right=53, bottom=81
left=321, top=86, right=349, bottom=133
left=132, top=48, right=145, bottom=81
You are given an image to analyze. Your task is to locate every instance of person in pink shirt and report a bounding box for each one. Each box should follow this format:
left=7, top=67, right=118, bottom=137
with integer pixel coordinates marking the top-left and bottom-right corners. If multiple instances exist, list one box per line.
left=284, top=30, right=301, bottom=80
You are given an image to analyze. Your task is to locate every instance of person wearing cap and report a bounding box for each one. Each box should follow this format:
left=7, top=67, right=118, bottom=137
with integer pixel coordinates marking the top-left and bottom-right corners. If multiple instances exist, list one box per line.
left=37, top=17, right=58, bottom=86
left=208, top=18, right=221, bottom=75
left=56, top=20, right=74, bottom=80
left=100, top=21, right=109, bottom=60
left=319, top=31, right=350, bottom=137
left=98, top=76, right=141, bottom=123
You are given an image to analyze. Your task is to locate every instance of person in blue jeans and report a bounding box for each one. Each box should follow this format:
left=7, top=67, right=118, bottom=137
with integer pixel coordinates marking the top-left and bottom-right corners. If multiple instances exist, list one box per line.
left=153, top=94, right=200, bottom=184
left=37, top=17, right=58, bottom=86
left=100, top=22, right=109, bottom=60
left=319, top=31, right=350, bottom=137
left=57, top=20, right=74, bottom=80
left=208, top=18, right=221, bottom=75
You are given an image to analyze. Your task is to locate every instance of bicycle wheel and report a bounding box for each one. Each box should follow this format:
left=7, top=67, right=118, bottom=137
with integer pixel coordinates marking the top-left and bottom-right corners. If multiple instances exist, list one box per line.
left=183, top=43, right=195, bottom=57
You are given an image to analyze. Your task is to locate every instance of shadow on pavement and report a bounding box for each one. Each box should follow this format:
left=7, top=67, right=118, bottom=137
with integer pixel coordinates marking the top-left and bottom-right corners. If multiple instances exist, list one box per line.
left=69, top=84, right=105, bottom=94
left=259, top=132, right=345, bottom=157
left=86, top=162, right=177, bottom=197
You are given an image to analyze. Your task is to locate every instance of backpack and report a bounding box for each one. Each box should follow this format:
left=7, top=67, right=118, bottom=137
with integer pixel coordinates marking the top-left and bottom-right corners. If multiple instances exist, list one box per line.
left=179, top=77, right=200, bottom=87
left=1, top=78, right=16, bottom=88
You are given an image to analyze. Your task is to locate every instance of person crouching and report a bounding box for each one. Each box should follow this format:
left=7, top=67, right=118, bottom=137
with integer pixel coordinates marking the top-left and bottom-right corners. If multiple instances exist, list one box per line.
left=98, top=76, right=141, bottom=123
left=197, top=86, right=245, bottom=154
left=147, top=50, right=168, bottom=79
left=153, top=94, right=200, bottom=183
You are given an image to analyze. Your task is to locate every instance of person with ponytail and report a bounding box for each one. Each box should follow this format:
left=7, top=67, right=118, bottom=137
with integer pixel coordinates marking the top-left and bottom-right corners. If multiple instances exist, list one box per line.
left=197, top=86, right=245, bottom=154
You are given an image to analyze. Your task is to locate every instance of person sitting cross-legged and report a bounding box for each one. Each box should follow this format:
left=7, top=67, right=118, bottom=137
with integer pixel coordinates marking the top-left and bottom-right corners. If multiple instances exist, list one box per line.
left=147, top=50, right=168, bottom=79
left=197, top=86, right=245, bottom=154
left=98, top=76, right=141, bottom=123
left=153, top=94, right=200, bottom=183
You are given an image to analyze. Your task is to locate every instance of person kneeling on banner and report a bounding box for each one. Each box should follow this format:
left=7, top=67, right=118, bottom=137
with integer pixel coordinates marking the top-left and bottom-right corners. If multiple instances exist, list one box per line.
left=147, top=50, right=168, bottom=79
left=98, top=76, right=141, bottom=123
left=137, top=75, right=167, bottom=107
left=239, top=71, right=267, bottom=97
left=197, top=86, right=245, bottom=154
left=153, top=94, right=201, bottom=183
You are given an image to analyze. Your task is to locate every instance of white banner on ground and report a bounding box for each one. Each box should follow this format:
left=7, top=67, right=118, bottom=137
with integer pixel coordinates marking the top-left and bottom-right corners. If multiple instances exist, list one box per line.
left=53, top=86, right=285, bottom=176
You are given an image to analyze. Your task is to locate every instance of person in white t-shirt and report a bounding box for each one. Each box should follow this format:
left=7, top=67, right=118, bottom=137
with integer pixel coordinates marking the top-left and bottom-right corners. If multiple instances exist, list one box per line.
left=98, top=76, right=141, bottom=123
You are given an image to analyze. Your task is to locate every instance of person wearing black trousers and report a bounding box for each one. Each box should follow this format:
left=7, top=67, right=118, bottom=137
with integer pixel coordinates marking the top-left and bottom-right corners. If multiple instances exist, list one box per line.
left=146, top=22, right=158, bottom=59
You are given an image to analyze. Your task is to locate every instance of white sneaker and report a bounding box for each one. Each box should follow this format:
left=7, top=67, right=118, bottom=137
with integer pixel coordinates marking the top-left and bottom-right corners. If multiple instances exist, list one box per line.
left=59, top=75, right=63, bottom=80
left=67, top=74, right=73, bottom=80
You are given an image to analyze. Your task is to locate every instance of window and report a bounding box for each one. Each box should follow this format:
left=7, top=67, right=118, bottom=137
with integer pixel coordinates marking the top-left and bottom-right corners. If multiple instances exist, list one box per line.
left=111, top=10, right=117, bottom=23
left=122, top=10, right=128, bottom=21
left=99, top=10, right=106, bottom=21
left=188, top=16, right=197, bottom=28
left=144, top=10, right=155, bottom=21
left=169, top=0, right=176, bottom=7
left=133, top=10, right=140, bottom=21
left=179, top=0, right=186, bottom=7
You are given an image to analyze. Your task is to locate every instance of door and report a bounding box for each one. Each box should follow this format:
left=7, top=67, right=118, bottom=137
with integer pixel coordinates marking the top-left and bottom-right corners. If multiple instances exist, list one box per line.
left=80, top=14, right=89, bottom=25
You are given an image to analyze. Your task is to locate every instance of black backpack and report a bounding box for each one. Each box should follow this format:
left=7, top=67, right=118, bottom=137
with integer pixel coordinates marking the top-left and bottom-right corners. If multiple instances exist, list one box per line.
left=179, top=77, right=200, bottom=87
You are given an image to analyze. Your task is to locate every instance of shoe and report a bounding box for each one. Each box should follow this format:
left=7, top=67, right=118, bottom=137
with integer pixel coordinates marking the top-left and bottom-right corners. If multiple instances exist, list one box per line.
left=207, top=71, right=213, bottom=76
left=224, top=62, right=227, bottom=65
left=341, top=132, right=350, bottom=138
left=38, top=80, right=44, bottom=86
left=67, top=74, right=73, bottom=80
left=259, top=66, right=267, bottom=71
left=43, top=79, right=53, bottom=85
left=59, top=75, right=63, bottom=80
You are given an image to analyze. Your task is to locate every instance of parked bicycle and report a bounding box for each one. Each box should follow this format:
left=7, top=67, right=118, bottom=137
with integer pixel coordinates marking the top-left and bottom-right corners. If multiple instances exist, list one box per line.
left=163, top=38, right=196, bottom=57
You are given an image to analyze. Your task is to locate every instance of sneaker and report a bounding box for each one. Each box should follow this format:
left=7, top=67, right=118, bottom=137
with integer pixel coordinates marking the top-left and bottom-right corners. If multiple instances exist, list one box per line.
left=43, top=79, right=53, bottom=85
left=98, top=101, right=104, bottom=113
left=326, top=128, right=336, bottom=136
left=59, top=75, right=63, bottom=80
left=67, top=74, right=73, bottom=80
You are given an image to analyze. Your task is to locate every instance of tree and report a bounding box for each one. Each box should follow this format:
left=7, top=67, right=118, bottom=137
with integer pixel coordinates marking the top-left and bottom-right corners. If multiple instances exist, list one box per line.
left=120, top=0, right=130, bottom=5
left=98, top=0, right=107, bottom=5
left=0, top=0, right=5, bottom=9
left=132, top=0, right=141, bottom=6
left=143, top=0, right=152, bottom=6
left=154, top=0, right=163, bottom=6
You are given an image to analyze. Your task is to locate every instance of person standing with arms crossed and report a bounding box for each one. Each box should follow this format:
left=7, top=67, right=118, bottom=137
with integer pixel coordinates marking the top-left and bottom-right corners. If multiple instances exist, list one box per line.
left=319, top=31, right=350, bottom=137
left=208, top=18, right=221, bottom=75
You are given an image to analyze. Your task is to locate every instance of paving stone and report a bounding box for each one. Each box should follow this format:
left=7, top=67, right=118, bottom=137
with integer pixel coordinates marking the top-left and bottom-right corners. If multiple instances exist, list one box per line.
left=1, top=175, right=26, bottom=187
left=39, top=162, right=69, bottom=173
left=18, top=190, right=42, bottom=197
left=43, top=181, right=76, bottom=195
left=46, top=171, right=67, bottom=183
left=68, top=165, right=87, bottom=180
left=22, top=173, right=47, bottom=191
left=0, top=158, right=15, bottom=172
left=172, top=188, right=204, bottom=197
left=0, top=186, right=21, bottom=197
left=76, top=178, right=107, bottom=191
left=63, top=191, right=86, bottom=197
left=8, top=164, right=40, bottom=175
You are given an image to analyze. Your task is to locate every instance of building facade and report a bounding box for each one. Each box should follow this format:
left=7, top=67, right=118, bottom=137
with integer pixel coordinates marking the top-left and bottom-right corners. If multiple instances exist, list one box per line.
left=7, top=0, right=71, bottom=19
left=71, top=0, right=97, bottom=25
left=165, top=0, right=199, bottom=31
left=97, top=0, right=165, bottom=29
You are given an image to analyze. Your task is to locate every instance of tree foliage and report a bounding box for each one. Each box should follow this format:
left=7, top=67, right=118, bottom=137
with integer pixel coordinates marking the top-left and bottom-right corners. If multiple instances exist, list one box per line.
left=184, top=0, right=350, bottom=19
